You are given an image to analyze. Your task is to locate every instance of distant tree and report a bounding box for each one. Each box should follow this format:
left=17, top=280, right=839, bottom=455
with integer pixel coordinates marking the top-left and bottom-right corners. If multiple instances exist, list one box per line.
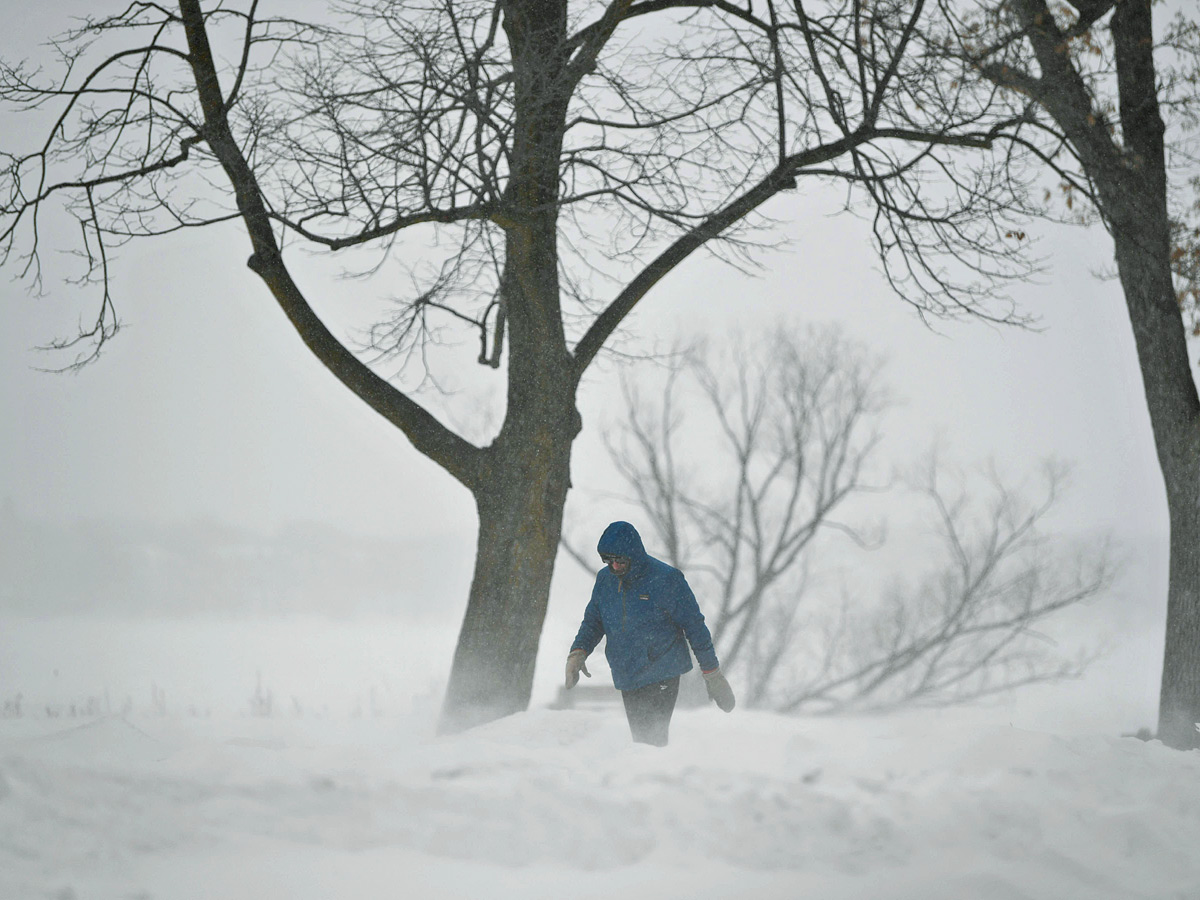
left=565, top=326, right=1111, bottom=711
left=0, top=1, right=1040, bottom=731
left=567, top=327, right=887, bottom=676
left=938, top=0, right=1200, bottom=748
left=781, top=459, right=1108, bottom=713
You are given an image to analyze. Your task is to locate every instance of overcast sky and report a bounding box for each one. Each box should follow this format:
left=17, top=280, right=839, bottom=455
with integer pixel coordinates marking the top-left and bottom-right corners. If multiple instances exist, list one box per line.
left=2, top=180, right=1168, bottom=537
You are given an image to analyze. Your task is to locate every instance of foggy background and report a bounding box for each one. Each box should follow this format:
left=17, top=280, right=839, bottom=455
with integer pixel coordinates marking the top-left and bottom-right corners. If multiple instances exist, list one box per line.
left=0, top=4, right=1184, bottom=736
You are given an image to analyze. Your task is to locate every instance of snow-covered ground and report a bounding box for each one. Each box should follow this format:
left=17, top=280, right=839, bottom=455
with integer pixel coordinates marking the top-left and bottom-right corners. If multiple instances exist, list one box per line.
left=2, top=616, right=1197, bottom=900
left=4, top=705, right=1200, bottom=900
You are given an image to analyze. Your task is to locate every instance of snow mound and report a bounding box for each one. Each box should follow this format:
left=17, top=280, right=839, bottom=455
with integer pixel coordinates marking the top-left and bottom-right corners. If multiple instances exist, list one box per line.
left=7, top=714, right=172, bottom=767
left=1, top=707, right=1199, bottom=900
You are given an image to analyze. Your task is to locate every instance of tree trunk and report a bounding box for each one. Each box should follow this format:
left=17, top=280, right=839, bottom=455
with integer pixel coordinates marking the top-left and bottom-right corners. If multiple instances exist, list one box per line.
left=1107, top=0, right=1200, bottom=750
left=1159, top=481, right=1200, bottom=749
left=439, top=408, right=577, bottom=732
left=1108, top=197, right=1200, bottom=751
left=436, top=0, right=579, bottom=732
left=438, top=308, right=580, bottom=731
left=1008, top=0, right=1200, bottom=749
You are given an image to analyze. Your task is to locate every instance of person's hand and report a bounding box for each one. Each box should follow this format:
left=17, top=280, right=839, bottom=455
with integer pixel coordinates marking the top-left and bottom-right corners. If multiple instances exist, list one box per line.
left=703, top=668, right=735, bottom=712
left=565, top=649, right=591, bottom=689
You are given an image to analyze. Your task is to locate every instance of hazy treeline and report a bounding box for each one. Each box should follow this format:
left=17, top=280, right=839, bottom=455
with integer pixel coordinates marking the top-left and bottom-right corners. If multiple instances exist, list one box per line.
left=0, top=503, right=455, bottom=618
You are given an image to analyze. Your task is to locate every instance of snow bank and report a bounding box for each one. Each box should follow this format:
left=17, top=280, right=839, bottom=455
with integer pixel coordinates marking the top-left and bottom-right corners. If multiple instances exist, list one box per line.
left=2, top=705, right=1198, bottom=900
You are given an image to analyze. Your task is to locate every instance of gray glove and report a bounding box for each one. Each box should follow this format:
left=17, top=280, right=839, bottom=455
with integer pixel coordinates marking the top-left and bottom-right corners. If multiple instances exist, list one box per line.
left=565, top=649, right=591, bottom=689
left=703, top=668, right=736, bottom=712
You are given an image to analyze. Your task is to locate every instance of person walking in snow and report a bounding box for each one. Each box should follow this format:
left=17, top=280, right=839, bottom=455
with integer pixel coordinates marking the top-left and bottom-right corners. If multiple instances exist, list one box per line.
left=565, top=521, right=735, bottom=746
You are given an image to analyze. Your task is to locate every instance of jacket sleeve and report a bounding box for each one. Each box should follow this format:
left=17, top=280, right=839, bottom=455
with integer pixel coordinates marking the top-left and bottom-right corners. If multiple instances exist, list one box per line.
left=570, top=581, right=605, bottom=654
left=670, top=572, right=720, bottom=673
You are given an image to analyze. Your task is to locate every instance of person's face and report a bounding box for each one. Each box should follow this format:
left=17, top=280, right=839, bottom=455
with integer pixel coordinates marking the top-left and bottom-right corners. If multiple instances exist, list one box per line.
left=602, top=554, right=631, bottom=576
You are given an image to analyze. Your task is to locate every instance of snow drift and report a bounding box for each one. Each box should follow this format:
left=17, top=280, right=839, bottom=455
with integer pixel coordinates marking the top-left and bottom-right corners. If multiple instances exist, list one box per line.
left=2, top=704, right=1198, bottom=900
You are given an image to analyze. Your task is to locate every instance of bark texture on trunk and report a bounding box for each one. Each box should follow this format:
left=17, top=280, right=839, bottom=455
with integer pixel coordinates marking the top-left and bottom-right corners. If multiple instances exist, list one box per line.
left=1111, top=222, right=1200, bottom=750
left=1159, top=494, right=1200, bottom=748
left=439, top=412, right=577, bottom=732
left=1108, top=0, right=1200, bottom=750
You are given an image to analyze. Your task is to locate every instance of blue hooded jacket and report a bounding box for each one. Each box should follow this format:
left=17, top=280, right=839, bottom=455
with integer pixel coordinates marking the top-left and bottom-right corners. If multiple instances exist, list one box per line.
left=570, top=521, right=720, bottom=692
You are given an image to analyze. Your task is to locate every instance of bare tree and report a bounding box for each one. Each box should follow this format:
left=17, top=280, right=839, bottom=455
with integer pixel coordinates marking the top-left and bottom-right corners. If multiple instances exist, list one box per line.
left=569, top=327, right=1111, bottom=712
left=0, top=1, right=1041, bottom=731
left=779, top=460, right=1110, bottom=713
left=931, top=0, right=1200, bottom=747
left=569, top=326, right=887, bottom=671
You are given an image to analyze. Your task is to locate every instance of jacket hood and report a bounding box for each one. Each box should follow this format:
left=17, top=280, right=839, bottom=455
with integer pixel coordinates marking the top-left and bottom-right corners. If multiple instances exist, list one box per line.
left=596, top=521, right=648, bottom=563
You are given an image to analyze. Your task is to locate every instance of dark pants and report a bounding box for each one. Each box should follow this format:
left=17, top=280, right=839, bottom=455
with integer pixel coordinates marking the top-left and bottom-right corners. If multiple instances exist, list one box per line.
left=621, top=676, right=680, bottom=747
